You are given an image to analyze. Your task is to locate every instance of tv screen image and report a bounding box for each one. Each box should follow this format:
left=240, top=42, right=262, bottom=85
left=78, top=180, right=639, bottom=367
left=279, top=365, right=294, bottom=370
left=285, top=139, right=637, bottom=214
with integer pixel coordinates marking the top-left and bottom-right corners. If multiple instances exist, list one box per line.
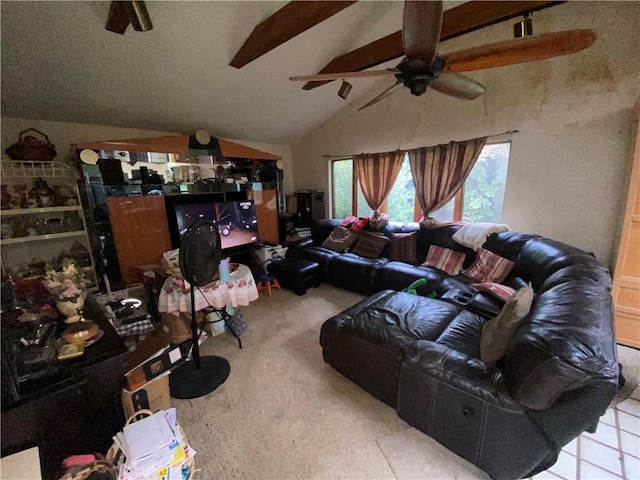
left=173, top=200, right=260, bottom=250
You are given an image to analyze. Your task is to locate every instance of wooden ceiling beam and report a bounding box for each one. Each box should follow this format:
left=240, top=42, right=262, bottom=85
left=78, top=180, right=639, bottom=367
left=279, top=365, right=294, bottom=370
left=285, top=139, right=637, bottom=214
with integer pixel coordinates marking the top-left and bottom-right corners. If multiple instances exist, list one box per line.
left=303, top=1, right=565, bottom=90
left=230, top=1, right=358, bottom=69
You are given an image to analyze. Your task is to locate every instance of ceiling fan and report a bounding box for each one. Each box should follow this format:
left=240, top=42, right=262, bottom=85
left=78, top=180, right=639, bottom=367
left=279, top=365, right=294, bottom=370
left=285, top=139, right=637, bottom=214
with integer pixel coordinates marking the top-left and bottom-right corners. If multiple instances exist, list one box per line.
left=105, top=1, right=153, bottom=35
left=289, top=1, right=595, bottom=111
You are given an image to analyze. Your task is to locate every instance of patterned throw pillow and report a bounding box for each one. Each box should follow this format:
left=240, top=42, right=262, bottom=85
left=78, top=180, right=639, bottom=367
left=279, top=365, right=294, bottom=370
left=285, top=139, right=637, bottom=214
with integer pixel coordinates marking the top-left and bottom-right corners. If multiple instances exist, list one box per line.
left=389, top=232, right=418, bottom=264
left=473, top=282, right=516, bottom=302
left=321, top=226, right=358, bottom=252
left=463, top=247, right=515, bottom=283
left=422, top=245, right=466, bottom=275
left=352, top=231, right=389, bottom=259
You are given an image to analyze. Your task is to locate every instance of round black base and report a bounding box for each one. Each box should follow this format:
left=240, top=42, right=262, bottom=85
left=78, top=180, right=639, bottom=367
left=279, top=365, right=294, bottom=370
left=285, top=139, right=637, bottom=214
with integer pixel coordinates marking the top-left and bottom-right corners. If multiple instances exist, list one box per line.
left=169, top=355, right=230, bottom=399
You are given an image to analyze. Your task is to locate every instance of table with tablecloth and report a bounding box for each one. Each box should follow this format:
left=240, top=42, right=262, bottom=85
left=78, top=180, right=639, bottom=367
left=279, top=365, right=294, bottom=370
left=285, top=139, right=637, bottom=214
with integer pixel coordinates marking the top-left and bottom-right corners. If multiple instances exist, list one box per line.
left=157, top=263, right=258, bottom=343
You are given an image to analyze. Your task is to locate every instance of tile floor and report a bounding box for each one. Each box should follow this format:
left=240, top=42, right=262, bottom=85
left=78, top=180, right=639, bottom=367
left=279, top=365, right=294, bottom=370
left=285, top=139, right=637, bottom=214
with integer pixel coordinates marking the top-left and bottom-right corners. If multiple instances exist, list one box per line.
left=532, top=387, right=640, bottom=480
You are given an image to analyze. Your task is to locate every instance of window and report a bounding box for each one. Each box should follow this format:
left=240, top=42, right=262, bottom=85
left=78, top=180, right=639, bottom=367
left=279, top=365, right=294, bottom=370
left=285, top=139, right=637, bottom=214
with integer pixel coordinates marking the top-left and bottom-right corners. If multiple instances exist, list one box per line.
left=330, top=142, right=510, bottom=223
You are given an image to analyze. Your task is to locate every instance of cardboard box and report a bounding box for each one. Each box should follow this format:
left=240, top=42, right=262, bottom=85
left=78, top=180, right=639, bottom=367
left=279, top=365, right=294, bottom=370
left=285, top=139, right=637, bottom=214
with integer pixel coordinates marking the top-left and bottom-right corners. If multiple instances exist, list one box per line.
left=255, top=245, right=288, bottom=267
left=121, top=373, right=171, bottom=418
left=124, top=329, right=182, bottom=391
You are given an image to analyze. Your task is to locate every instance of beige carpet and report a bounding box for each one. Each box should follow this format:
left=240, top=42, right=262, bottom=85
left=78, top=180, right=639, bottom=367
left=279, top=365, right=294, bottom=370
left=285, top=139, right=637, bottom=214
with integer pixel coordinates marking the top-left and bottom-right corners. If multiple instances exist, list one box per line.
left=173, top=284, right=639, bottom=480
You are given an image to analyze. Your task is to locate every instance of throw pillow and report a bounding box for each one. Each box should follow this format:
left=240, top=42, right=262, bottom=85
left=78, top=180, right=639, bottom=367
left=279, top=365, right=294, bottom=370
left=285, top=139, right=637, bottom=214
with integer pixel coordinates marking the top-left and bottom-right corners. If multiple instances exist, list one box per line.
left=321, top=226, right=358, bottom=253
left=473, top=282, right=516, bottom=303
left=389, top=232, right=418, bottom=264
left=422, top=245, right=466, bottom=275
left=481, top=283, right=534, bottom=366
left=352, top=231, right=389, bottom=259
left=463, top=247, right=514, bottom=283
left=284, top=227, right=312, bottom=246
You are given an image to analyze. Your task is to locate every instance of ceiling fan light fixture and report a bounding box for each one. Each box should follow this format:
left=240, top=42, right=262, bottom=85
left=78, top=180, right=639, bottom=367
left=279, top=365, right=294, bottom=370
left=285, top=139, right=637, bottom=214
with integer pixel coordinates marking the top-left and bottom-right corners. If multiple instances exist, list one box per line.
left=514, top=13, right=533, bottom=38
left=338, top=80, right=353, bottom=99
left=124, top=1, right=153, bottom=32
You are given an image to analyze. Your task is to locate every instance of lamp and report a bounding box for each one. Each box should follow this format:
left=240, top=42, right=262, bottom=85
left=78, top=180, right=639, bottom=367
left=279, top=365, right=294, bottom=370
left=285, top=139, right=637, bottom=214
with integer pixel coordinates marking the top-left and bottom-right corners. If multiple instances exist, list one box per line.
left=513, top=13, right=533, bottom=38
left=338, top=80, right=353, bottom=99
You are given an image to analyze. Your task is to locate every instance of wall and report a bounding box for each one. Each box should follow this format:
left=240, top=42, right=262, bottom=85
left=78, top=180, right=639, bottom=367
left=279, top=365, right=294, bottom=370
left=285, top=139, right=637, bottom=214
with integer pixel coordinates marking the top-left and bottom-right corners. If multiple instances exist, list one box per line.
left=291, top=1, right=640, bottom=268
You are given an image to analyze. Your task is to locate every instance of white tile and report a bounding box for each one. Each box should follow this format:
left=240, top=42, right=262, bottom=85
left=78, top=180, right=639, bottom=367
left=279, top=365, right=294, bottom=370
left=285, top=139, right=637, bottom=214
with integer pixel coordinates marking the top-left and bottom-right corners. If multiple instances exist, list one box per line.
left=619, top=430, right=640, bottom=457
left=548, top=450, right=577, bottom=479
left=624, top=453, right=640, bottom=480
left=617, top=398, right=640, bottom=418
left=600, top=409, right=617, bottom=427
left=563, top=437, right=578, bottom=456
left=618, top=411, right=640, bottom=436
left=579, top=460, right=622, bottom=480
left=579, top=437, right=622, bottom=476
left=583, top=422, right=619, bottom=449
left=631, top=387, right=640, bottom=401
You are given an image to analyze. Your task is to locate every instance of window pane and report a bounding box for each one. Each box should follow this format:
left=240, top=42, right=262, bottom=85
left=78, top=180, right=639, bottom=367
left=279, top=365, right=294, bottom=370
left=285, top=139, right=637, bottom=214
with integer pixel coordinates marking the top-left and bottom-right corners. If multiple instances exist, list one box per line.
left=430, top=198, right=455, bottom=222
left=462, top=142, right=510, bottom=223
left=386, top=155, right=415, bottom=223
left=332, top=160, right=353, bottom=218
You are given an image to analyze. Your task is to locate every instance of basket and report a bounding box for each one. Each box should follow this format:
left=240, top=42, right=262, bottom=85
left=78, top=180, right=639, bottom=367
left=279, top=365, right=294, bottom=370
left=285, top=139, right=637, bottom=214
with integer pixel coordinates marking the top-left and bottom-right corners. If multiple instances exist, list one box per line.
left=5, top=128, right=57, bottom=161
left=106, top=409, right=195, bottom=480
left=58, top=457, right=118, bottom=480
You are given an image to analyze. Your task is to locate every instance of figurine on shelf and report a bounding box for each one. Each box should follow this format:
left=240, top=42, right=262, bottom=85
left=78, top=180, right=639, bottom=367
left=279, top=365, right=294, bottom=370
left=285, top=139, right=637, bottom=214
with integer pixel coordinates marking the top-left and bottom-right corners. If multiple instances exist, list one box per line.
left=32, top=177, right=54, bottom=207
left=44, top=258, right=88, bottom=319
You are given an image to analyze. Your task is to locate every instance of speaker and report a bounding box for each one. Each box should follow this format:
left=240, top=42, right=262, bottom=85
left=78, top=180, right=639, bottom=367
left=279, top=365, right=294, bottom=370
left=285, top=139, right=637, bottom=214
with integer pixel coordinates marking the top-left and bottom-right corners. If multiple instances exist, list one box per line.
left=310, top=191, right=325, bottom=220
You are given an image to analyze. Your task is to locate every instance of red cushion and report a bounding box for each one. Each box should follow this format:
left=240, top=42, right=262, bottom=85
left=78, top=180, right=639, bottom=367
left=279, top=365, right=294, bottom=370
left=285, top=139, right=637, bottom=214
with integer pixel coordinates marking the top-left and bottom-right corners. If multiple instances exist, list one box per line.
left=422, top=245, right=466, bottom=275
left=473, top=282, right=516, bottom=302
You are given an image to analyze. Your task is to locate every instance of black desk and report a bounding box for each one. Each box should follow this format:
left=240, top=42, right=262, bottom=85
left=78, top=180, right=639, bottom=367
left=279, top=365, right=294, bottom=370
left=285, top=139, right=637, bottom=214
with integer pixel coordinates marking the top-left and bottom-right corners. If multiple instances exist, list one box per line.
left=1, top=294, right=128, bottom=480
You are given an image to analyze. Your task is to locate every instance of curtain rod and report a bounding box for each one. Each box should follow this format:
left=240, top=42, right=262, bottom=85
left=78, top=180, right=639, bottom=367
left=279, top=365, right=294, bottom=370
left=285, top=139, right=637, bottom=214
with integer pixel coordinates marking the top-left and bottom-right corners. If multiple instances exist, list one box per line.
left=321, top=129, right=519, bottom=160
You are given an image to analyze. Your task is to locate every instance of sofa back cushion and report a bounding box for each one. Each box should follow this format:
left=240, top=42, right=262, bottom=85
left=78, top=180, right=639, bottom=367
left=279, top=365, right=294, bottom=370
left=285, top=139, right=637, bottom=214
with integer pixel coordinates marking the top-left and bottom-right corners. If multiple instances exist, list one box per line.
left=502, top=261, right=618, bottom=410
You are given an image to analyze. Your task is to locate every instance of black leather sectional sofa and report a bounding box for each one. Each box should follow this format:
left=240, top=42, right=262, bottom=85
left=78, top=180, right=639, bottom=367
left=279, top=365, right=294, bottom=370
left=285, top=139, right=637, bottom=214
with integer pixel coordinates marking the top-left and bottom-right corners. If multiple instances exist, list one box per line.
left=287, top=219, right=619, bottom=479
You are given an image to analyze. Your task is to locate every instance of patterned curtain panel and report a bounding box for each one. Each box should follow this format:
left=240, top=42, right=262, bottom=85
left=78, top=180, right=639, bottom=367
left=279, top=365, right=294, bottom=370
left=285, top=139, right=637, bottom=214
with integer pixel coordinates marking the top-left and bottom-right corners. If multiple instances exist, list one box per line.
left=408, top=137, right=487, bottom=219
left=354, top=151, right=405, bottom=211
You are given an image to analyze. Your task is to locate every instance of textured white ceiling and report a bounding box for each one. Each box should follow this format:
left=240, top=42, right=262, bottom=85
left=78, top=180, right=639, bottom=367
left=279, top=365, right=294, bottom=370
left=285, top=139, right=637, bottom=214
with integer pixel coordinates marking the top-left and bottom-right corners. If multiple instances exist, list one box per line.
left=1, top=1, right=420, bottom=145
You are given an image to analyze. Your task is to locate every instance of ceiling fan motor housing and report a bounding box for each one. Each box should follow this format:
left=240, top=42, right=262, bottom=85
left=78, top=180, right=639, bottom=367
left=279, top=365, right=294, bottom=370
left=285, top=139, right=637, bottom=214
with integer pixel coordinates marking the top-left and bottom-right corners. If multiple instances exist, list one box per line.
left=399, top=57, right=445, bottom=96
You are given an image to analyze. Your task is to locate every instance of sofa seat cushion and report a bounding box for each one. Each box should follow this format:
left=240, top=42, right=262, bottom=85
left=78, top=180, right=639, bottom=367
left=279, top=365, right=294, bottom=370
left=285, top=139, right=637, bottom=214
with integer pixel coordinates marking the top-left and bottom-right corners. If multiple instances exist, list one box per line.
left=374, top=262, right=447, bottom=294
left=319, top=290, right=464, bottom=407
left=326, top=253, right=389, bottom=294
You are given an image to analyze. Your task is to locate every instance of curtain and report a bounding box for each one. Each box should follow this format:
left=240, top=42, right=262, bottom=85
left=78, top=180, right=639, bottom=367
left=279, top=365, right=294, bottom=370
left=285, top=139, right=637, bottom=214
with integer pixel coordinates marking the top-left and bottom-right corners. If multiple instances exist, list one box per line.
left=354, top=151, right=405, bottom=212
left=408, top=137, right=487, bottom=220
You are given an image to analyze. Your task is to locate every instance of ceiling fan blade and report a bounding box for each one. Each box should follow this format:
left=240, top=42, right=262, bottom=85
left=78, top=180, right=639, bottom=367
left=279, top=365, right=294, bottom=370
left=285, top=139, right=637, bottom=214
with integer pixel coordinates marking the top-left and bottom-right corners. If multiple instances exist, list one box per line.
left=290, top=69, right=399, bottom=82
left=403, top=0, right=443, bottom=63
left=358, top=80, right=405, bottom=111
left=443, top=29, right=595, bottom=73
left=430, top=74, right=485, bottom=100
left=105, top=1, right=131, bottom=34
left=303, top=1, right=565, bottom=90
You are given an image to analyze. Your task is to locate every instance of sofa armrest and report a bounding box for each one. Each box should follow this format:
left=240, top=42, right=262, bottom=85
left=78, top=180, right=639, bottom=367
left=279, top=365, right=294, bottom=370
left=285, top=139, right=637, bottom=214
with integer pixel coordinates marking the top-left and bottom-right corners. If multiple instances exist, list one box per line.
left=401, top=340, right=522, bottom=410
left=286, top=237, right=313, bottom=249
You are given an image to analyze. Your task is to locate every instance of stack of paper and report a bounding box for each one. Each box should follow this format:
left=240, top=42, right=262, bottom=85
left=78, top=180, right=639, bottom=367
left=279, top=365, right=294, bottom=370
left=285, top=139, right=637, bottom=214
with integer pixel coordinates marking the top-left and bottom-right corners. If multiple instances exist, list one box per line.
left=112, top=409, right=195, bottom=480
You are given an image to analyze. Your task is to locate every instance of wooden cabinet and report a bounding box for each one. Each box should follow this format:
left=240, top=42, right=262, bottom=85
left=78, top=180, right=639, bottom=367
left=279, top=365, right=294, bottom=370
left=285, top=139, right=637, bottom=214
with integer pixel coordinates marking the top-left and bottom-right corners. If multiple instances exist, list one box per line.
left=107, top=195, right=171, bottom=285
left=612, top=114, right=640, bottom=347
left=248, top=189, right=279, bottom=244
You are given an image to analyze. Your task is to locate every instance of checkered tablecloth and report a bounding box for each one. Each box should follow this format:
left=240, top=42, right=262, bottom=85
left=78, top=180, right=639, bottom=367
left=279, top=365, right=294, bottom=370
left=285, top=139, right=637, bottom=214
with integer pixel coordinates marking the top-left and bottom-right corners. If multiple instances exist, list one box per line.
left=113, top=317, right=155, bottom=337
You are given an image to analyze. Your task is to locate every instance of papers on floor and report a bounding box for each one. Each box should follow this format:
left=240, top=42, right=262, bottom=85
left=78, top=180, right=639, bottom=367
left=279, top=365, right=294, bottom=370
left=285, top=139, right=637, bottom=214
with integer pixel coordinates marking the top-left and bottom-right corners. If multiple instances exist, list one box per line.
left=112, top=408, right=195, bottom=480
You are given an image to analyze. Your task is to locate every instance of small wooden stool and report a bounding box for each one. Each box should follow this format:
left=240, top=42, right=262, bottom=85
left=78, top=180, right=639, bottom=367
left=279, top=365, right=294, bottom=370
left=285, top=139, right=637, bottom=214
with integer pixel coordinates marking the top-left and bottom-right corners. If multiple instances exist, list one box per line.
left=257, top=273, right=281, bottom=297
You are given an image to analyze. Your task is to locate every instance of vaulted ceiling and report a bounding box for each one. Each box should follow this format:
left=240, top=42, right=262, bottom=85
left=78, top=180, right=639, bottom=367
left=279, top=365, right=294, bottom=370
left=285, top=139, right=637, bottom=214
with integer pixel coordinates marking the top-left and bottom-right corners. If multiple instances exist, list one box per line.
left=2, top=1, right=562, bottom=145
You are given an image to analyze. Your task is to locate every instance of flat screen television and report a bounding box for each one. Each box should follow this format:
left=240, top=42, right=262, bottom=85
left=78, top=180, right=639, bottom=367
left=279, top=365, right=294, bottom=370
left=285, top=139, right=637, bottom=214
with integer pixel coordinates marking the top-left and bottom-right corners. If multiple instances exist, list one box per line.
left=166, top=195, right=260, bottom=251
